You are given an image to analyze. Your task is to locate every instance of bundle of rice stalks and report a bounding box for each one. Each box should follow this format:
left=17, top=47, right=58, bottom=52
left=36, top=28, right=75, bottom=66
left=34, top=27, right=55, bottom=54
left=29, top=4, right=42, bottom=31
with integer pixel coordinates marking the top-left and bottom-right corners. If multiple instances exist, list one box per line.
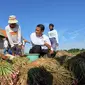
left=55, top=51, right=73, bottom=65
left=35, top=58, right=74, bottom=85
left=10, top=57, right=30, bottom=85
left=12, top=57, right=30, bottom=71
left=27, top=67, right=53, bottom=85
left=56, top=51, right=73, bottom=57
left=16, top=58, right=74, bottom=85
left=0, top=59, right=19, bottom=85
left=55, top=55, right=70, bottom=65
left=64, top=52, right=85, bottom=85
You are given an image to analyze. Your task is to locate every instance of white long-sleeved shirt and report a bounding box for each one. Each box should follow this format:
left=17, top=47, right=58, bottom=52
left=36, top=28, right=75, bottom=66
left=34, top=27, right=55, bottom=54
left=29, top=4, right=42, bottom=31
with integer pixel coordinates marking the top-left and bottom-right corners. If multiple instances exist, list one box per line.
left=48, top=29, right=59, bottom=43
left=4, top=40, right=8, bottom=48
left=5, top=25, right=22, bottom=47
left=30, top=32, right=53, bottom=50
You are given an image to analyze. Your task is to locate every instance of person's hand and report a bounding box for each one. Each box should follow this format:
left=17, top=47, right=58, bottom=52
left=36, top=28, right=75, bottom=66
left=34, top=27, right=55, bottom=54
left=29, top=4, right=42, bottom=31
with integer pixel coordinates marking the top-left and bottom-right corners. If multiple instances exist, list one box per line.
left=18, top=45, right=22, bottom=49
left=44, top=42, right=49, bottom=46
left=49, top=50, right=54, bottom=54
left=11, top=45, right=14, bottom=48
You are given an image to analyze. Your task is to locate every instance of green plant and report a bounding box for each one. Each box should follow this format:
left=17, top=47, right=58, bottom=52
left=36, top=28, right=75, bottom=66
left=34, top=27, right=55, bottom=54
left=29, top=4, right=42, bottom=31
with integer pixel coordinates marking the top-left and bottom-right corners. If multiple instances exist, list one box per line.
left=0, top=59, right=19, bottom=85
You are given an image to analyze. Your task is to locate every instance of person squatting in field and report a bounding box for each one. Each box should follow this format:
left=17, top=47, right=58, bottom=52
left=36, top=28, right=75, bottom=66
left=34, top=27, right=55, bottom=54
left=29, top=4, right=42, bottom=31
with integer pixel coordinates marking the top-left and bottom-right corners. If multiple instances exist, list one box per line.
left=29, top=24, right=54, bottom=57
left=5, top=15, right=22, bottom=56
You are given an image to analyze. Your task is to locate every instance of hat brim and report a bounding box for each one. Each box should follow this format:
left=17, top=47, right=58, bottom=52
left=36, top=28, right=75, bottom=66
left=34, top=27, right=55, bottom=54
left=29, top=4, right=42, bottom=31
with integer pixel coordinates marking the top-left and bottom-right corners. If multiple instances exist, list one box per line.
left=8, top=20, right=18, bottom=24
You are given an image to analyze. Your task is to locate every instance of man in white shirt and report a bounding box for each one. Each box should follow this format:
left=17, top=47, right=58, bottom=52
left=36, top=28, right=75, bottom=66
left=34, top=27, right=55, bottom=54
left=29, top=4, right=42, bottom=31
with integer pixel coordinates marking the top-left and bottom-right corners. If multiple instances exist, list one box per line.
left=5, top=15, right=22, bottom=56
left=30, top=24, right=53, bottom=57
left=48, top=23, right=59, bottom=51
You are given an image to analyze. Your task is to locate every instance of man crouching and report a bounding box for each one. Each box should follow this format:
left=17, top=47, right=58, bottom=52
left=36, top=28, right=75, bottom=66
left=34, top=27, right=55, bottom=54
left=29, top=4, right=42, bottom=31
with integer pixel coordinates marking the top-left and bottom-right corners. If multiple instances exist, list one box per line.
left=29, top=24, right=54, bottom=57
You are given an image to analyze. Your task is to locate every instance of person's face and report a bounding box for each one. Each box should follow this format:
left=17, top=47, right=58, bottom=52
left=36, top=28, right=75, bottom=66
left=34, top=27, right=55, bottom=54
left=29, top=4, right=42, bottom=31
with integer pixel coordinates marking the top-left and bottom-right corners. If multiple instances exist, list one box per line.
left=49, top=26, right=53, bottom=30
left=9, top=23, right=16, bottom=28
left=35, top=27, right=43, bottom=36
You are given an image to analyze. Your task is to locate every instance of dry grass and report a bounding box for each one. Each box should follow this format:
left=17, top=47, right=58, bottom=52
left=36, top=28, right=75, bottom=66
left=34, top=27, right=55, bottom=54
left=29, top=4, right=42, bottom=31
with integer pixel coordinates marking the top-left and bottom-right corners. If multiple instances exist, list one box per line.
left=13, top=57, right=74, bottom=85
left=56, top=51, right=73, bottom=57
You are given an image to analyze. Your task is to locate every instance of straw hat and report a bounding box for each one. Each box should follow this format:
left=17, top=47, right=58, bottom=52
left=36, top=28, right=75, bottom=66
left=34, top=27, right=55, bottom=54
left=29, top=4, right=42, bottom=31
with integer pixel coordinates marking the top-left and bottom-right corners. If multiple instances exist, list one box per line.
left=8, top=15, right=18, bottom=24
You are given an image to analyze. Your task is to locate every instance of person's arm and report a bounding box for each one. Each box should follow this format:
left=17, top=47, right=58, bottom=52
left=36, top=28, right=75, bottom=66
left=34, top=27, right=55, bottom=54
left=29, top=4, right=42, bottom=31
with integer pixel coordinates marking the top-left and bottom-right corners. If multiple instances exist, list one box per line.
left=44, top=36, right=54, bottom=54
left=18, top=26, right=22, bottom=45
left=55, top=30, right=59, bottom=44
left=44, top=42, right=51, bottom=50
left=30, top=33, right=44, bottom=45
left=44, top=36, right=53, bottom=51
left=5, top=27, right=14, bottom=47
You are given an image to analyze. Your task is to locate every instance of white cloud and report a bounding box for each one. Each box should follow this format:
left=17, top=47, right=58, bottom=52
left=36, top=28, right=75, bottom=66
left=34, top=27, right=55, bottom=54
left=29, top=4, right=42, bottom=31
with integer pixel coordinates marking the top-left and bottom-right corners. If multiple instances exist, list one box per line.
left=70, top=33, right=79, bottom=39
left=58, top=27, right=85, bottom=49
left=59, top=27, right=85, bottom=42
left=68, top=27, right=85, bottom=35
left=58, top=28, right=68, bottom=42
left=61, top=36, right=67, bottom=42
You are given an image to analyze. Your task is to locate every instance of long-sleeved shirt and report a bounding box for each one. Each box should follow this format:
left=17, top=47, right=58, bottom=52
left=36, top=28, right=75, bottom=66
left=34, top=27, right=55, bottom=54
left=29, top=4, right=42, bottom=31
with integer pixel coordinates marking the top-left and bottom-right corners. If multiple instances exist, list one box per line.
left=4, top=40, right=8, bottom=48
left=5, top=25, right=22, bottom=47
left=48, top=29, right=59, bottom=43
left=30, top=32, right=53, bottom=50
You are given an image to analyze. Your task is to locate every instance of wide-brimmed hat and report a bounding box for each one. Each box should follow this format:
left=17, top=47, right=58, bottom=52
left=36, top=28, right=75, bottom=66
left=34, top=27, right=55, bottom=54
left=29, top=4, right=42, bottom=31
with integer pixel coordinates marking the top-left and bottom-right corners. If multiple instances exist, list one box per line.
left=8, top=15, right=18, bottom=24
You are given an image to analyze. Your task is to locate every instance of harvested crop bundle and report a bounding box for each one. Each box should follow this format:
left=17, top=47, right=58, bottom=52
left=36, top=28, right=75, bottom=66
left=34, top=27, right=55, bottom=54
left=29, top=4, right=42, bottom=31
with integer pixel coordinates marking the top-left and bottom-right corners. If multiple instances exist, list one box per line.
left=0, top=59, right=19, bottom=85
left=12, top=57, right=30, bottom=85
left=64, top=52, right=85, bottom=85
left=27, top=67, right=53, bottom=85
left=16, top=58, right=74, bottom=85
left=12, top=57, right=30, bottom=71
left=55, top=55, right=69, bottom=65
left=56, top=51, right=73, bottom=57
left=16, top=72, right=28, bottom=85
left=55, top=51, right=73, bottom=65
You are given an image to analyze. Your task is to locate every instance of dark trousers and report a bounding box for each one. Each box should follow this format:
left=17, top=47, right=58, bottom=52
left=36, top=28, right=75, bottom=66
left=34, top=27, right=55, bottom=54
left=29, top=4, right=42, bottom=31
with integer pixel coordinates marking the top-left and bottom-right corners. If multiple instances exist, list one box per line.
left=49, top=37, right=57, bottom=51
left=29, top=45, right=49, bottom=57
left=11, top=44, right=22, bottom=56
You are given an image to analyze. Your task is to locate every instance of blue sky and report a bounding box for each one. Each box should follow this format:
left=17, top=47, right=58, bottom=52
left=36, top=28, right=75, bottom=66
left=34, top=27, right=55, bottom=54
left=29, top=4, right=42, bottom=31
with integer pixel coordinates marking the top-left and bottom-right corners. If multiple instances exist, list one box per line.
left=0, top=0, right=85, bottom=50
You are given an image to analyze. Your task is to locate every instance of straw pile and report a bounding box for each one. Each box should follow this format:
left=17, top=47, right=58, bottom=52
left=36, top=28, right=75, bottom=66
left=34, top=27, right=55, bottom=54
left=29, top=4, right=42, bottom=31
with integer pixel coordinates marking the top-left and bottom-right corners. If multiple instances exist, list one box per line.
left=64, top=52, right=85, bottom=85
left=56, top=51, right=73, bottom=57
left=12, top=57, right=30, bottom=71
left=55, top=51, right=73, bottom=65
left=28, top=67, right=53, bottom=85
left=15, top=58, right=74, bottom=85
left=12, top=57, right=30, bottom=85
